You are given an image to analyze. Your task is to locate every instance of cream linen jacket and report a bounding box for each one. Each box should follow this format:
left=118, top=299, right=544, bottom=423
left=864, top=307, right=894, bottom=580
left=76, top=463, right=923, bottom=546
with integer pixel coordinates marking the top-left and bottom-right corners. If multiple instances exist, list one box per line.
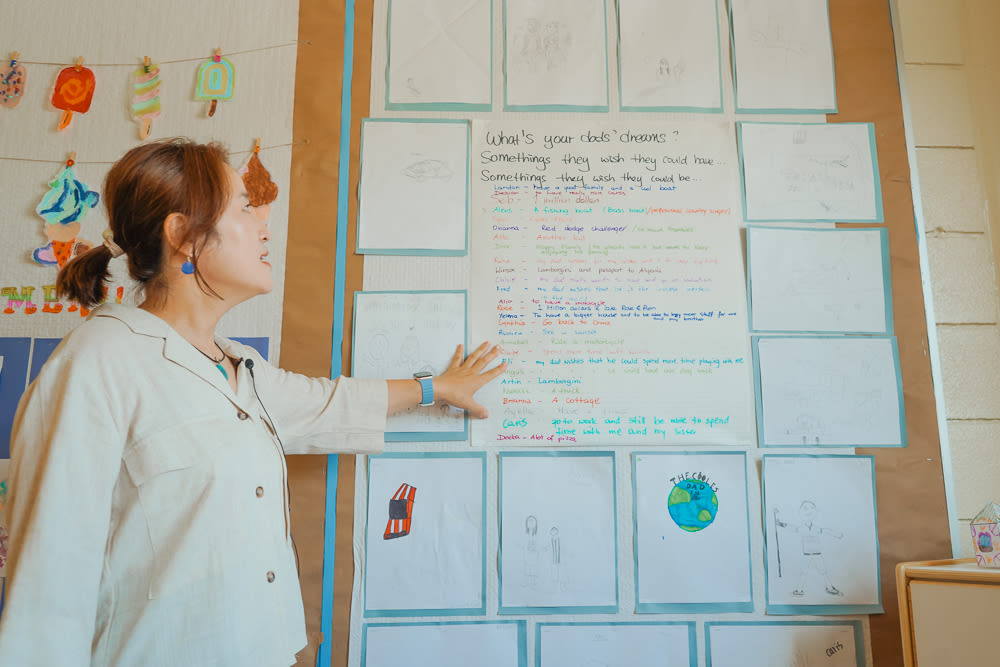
left=0, top=304, right=387, bottom=666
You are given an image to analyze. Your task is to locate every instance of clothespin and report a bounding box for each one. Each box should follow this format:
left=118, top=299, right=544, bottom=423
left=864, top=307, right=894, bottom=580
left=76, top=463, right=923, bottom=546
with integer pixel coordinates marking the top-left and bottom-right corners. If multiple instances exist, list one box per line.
left=143, top=55, right=151, bottom=73
left=9, top=51, right=18, bottom=66
left=74, top=56, right=83, bottom=72
left=67, top=151, right=76, bottom=167
left=254, top=137, right=261, bottom=154
left=213, top=47, right=222, bottom=63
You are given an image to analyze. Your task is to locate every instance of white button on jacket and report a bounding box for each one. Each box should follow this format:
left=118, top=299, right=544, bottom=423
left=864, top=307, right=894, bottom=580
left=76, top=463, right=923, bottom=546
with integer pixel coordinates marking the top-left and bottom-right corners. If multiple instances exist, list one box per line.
left=0, top=305, right=388, bottom=666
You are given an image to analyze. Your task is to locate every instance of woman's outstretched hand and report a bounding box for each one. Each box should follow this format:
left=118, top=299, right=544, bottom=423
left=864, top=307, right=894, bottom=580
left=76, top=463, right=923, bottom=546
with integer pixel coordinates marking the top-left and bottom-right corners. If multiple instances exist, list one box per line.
left=384, top=342, right=507, bottom=418
left=434, top=342, right=507, bottom=418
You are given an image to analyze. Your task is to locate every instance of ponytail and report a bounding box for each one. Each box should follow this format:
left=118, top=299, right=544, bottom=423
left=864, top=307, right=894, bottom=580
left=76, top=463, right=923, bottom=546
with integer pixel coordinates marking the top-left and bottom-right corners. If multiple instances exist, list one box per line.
left=56, top=243, right=115, bottom=309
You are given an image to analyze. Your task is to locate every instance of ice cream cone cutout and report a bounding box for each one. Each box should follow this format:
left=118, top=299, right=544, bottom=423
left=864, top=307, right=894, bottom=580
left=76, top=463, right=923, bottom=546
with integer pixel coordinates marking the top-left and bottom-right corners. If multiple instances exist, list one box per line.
left=195, top=48, right=234, bottom=117
left=34, top=153, right=99, bottom=267
left=132, top=56, right=161, bottom=140
left=1, top=52, right=26, bottom=109
left=52, top=57, right=96, bottom=131
left=239, top=138, right=279, bottom=221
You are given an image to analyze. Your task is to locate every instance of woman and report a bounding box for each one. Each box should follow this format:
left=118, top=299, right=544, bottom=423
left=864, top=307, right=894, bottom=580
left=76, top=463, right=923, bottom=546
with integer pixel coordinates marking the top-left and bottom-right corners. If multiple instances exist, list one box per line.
left=0, top=139, right=504, bottom=666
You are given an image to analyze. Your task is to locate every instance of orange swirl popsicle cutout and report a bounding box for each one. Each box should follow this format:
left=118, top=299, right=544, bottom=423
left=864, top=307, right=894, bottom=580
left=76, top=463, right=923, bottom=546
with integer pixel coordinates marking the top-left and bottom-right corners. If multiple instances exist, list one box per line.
left=52, top=58, right=96, bottom=131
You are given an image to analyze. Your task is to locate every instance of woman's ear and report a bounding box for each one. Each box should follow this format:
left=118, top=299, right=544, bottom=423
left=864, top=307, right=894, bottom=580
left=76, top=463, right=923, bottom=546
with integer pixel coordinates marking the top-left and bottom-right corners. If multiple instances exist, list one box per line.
left=162, top=212, right=191, bottom=256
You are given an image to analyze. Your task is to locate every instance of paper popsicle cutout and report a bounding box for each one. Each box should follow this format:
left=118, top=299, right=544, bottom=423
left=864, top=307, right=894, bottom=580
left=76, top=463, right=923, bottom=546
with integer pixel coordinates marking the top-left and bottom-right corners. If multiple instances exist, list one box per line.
left=195, top=48, right=234, bottom=117
left=51, top=59, right=96, bottom=131
left=132, top=57, right=161, bottom=140
left=34, top=155, right=99, bottom=267
left=1, top=52, right=26, bottom=108
left=239, top=140, right=279, bottom=220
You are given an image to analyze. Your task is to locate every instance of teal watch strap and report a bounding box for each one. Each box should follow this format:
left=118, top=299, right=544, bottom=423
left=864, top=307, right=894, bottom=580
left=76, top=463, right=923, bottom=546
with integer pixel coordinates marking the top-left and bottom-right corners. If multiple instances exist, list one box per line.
left=414, top=372, right=434, bottom=406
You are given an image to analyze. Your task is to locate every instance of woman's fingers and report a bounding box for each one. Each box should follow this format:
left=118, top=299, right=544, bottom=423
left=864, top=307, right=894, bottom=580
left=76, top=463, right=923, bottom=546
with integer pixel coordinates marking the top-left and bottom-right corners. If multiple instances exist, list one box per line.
left=470, top=344, right=502, bottom=371
left=431, top=341, right=507, bottom=417
left=447, top=344, right=465, bottom=370
left=461, top=341, right=492, bottom=368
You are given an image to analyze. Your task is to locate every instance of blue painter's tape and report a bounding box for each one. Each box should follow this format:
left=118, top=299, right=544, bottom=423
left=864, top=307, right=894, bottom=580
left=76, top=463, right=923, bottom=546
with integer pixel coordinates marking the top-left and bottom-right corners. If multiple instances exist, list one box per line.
left=317, top=0, right=356, bottom=664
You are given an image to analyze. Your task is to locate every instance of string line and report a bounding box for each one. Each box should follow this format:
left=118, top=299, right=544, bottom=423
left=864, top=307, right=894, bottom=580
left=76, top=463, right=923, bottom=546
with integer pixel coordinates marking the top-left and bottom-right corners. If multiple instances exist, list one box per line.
left=0, top=140, right=305, bottom=165
left=11, top=42, right=297, bottom=68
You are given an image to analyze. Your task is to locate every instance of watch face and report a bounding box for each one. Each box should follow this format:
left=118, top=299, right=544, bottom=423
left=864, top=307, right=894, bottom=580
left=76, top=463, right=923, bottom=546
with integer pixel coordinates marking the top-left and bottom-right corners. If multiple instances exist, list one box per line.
left=414, top=371, right=433, bottom=379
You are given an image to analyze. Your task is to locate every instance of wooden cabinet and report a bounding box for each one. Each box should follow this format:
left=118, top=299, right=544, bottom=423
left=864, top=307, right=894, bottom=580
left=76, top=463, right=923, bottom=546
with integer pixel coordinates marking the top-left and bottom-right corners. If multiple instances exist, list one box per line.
left=897, top=558, right=1000, bottom=666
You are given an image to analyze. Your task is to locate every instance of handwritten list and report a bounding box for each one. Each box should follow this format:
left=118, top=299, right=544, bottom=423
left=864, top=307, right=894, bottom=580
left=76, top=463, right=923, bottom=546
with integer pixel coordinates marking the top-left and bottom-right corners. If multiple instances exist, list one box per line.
left=469, top=120, right=754, bottom=445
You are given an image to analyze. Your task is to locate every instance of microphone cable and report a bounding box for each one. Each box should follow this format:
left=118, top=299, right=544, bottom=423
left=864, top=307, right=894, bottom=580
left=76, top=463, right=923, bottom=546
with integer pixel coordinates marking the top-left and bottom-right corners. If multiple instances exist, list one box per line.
left=242, top=357, right=300, bottom=577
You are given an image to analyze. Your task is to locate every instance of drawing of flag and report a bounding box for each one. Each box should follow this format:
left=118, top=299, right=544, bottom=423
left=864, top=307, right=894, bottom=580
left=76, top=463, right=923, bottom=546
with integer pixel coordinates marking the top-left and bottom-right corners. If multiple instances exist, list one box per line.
left=383, top=482, right=417, bottom=539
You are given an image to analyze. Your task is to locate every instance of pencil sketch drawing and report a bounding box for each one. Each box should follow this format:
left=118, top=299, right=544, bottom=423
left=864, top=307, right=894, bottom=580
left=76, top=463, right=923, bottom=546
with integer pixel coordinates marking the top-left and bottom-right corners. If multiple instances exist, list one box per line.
left=523, top=514, right=540, bottom=587
left=774, top=500, right=844, bottom=597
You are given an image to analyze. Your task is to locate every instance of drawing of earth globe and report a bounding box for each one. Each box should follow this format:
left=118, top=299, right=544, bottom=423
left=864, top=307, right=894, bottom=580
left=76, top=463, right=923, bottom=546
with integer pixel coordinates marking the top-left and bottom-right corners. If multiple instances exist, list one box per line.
left=667, top=482, right=718, bottom=532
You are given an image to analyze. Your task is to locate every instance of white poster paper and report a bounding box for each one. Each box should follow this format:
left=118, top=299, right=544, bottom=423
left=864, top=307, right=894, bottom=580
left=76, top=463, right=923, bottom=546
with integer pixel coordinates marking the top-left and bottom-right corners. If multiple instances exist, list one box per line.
left=364, top=455, right=484, bottom=614
left=353, top=291, right=467, bottom=437
left=470, top=119, right=754, bottom=445
left=503, top=0, right=608, bottom=109
left=633, top=452, right=751, bottom=610
left=747, top=226, right=891, bottom=333
left=707, top=622, right=862, bottom=667
left=763, top=456, right=881, bottom=612
left=740, top=122, right=881, bottom=222
left=730, top=0, right=836, bottom=112
left=358, top=120, right=469, bottom=254
left=387, top=0, right=492, bottom=108
left=538, top=623, right=695, bottom=667
left=363, top=622, right=524, bottom=667
left=618, top=0, right=721, bottom=111
left=499, top=453, right=617, bottom=611
left=755, top=336, right=903, bottom=447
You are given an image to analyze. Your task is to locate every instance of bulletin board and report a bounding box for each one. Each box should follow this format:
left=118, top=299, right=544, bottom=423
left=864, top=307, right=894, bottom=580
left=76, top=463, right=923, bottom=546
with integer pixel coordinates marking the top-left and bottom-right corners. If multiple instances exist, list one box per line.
left=280, top=1, right=951, bottom=667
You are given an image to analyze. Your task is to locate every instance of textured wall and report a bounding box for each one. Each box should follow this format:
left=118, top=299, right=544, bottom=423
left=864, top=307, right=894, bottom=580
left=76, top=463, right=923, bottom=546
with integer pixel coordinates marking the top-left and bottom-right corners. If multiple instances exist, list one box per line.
left=0, top=0, right=298, bottom=348
left=896, top=0, right=1000, bottom=556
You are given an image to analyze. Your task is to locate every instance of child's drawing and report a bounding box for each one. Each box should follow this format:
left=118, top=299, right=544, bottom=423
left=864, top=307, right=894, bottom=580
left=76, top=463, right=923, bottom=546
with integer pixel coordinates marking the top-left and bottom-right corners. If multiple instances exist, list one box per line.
left=774, top=500, right=844, bottom=597
left=750, top=15, right=807, bottom=69
left=365, top=331, right=391, bottom=377
left=500, top=454, right=616, bottom=610
left=383, top=482, right=417, bottom=540
left=402, top=155, right=453, bottom=183
left=396, top=334, right=434, bottom=374
left=549, top=526, right=561, bottom=586
left=522, top=516, right=564, bottom=591
left=523, top=515, right=540, bottom=587
left=512, top=18, right=572, bottom=72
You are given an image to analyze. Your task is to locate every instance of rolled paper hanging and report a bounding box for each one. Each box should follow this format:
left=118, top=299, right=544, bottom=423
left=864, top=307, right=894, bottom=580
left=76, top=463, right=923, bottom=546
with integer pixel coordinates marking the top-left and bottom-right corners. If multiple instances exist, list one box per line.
left=131, top=56, right=161, bottom=140
left=1, top=52, right=26, bottom=109
left=51, top=57, right=96, bottom=131
left=195, top=48, right=234, bottom=117
left=239, top=138, right=279, bottom=219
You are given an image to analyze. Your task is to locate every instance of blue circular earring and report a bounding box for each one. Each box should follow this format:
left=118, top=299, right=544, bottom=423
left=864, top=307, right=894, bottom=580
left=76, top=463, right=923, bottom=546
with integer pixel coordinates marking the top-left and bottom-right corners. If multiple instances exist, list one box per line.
left=181, top=257, right=195, bottom=275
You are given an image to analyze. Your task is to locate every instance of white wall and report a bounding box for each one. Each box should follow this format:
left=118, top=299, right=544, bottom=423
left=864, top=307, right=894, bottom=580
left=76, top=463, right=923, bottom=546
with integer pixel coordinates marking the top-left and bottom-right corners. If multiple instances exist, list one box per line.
left=895, top=0, right=1000, bottom=556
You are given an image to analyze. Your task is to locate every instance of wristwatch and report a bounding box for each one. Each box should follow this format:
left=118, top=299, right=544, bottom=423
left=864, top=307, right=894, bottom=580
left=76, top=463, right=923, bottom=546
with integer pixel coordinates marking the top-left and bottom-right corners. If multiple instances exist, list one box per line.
left=413, top=371, right=434, bottom=406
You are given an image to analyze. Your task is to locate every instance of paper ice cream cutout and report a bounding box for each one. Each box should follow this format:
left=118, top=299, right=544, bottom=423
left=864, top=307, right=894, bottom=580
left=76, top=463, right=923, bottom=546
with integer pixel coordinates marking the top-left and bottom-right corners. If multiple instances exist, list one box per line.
left=33, top=156, right=99, bottom=267
left=1, top=52, right=26, bottom=108
left=132, top=56, right=161, bottom=139
left=195, top=48, right=234, bottom=117
left=383, top=482, right=416, bottom=539
left=239, top=140, right=279, bottom=220
left=51, top=58, right=96, bottom=131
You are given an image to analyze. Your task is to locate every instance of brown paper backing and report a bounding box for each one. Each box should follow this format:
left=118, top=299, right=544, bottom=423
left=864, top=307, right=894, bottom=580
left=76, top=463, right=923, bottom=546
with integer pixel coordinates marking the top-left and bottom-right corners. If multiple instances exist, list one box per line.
left=283, top=1, right=952, bottom=665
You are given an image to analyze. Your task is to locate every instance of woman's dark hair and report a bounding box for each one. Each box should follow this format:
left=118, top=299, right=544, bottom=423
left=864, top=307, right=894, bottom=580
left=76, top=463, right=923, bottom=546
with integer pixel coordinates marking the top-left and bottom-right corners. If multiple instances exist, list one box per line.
left=57, top=138, right=232, bottom=308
